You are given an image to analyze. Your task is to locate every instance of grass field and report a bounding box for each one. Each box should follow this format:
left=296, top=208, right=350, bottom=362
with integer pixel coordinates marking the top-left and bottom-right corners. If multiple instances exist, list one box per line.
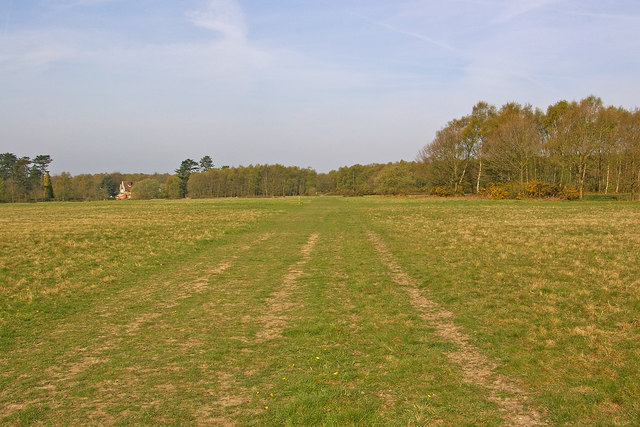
left=1, top=197, right=639, bottom=425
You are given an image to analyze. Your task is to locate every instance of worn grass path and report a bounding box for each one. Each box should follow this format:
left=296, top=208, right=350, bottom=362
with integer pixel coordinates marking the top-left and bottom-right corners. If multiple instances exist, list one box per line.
left=2, top=197, right=639, bottom=425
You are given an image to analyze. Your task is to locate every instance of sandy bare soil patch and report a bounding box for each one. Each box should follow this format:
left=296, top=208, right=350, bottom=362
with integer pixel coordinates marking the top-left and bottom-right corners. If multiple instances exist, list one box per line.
left=255, top=233, right=319, bottom=342
left=367, top=230, right=545, bottom=426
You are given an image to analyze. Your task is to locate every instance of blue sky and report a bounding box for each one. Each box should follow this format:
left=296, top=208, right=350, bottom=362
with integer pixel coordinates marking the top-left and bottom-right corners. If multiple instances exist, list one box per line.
left=1, top=0, right=639, bottom=174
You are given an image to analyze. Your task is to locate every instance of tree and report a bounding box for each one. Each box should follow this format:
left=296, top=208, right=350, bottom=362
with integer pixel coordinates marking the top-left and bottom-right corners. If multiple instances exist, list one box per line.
left=484, top=103, right=542, bottom=188
left=96, top=175, right=117, bottom=199
left=199, top=155, right=214, bottom=172
left=374, top=162, right=416, bottom=195
left=0, top=153, right=50, bottom=201
left=317, top=171, right=337, bottom=193
left=30, top=155, right=53, bottom=197
left=12, top=157, right=32, bottom=201
left=0, top=153, right=17, bottom=180
left=0, top=178, right=5, bottom=202
left=418, top=117, right=473, bottom=191
left=53, top=172, right=73, bottom=201
left=131, top=179, right=161, bottom=200
left=618, top=108, right=640, bottom=199
left=32, top=155, right=53, bottom=175
left=175, top=159, right=199, bottom=197
left=592, top=106, right=620, bottom=194
left=462, top=102, right=497, bottom=193
left=187, top=171, right=214, bottom=198
left=545, top=96, right=604, bottom=198
left=163, top=175, right=183, bottom=198
left=43, top=172, right=54, bottom=201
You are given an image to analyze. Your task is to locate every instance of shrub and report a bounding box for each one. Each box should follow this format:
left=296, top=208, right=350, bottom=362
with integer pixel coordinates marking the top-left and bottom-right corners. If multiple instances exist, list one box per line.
left=480, top=182, right=510, bottom=199
left=563, top=187, right=581, bottom=200
left=483, top=180, right=580, bottom=200
left=523, top=180, right=563, bottom=198
left=430, top=186, right=454, bottom=197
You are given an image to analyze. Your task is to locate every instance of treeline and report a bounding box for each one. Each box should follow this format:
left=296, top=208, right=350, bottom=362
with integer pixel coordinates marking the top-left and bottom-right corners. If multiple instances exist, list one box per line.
left=0, top=154, right=172, bottom=202
left=184, top=160, right=425, bottom=197
left=0, top=153, right=322, bottom=201
left=174, top=95, right=640, bottom=200
left=187, top=164, right=318, bottom=198
left=2, top=95, right=639, bottom=202
left=0, top=153, right=53, bottom=202
left=417, top=96, right=640, bottom=199
left=52, top=172, right=172, bottom=201
left=317, top=162, right=424, bottom=195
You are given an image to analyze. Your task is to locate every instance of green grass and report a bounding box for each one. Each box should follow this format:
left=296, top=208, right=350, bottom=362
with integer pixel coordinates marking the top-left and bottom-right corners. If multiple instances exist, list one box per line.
left=582, top=193, right=632, bottom=201
left=1, top=197, right=638, bottom=425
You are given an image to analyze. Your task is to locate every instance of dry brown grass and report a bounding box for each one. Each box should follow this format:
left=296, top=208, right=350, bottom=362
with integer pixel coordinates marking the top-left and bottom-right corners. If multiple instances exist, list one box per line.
left=0, top=199, right=266, bottom=300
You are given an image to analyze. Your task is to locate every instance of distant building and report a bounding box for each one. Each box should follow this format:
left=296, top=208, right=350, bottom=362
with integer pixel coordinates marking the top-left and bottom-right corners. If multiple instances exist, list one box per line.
left=116, top=180, right=134, bottom=200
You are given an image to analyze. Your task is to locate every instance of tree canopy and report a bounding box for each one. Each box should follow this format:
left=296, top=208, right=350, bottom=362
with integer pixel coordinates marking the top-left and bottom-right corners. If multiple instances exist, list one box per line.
left=3, top=96, right=639, bottom=203
left=0, top=153, right=54, bottom=202
left=418, top=96, right=640, bottom=199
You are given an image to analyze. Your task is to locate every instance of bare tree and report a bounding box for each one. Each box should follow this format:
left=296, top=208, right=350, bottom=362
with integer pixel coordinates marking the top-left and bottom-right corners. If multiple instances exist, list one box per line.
left=462, top=101, right=497, bottom=193
left=418, top=117, right=474, bottom=191
left=484, top=103, right=542, bottom=189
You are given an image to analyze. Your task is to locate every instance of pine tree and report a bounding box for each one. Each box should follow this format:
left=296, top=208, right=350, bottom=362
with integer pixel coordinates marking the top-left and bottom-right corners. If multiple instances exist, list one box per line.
left=199, top=155, right=214, bottom=172
left=175, top=159, right=199, bottom=197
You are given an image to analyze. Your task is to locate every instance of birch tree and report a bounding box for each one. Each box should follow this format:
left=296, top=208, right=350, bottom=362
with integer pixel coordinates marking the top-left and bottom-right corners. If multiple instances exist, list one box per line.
left=484, top=103, right=542, bottom=188
left=462, top=102, right=497, bottom=193
left=418, top=117, right=473, bottom=191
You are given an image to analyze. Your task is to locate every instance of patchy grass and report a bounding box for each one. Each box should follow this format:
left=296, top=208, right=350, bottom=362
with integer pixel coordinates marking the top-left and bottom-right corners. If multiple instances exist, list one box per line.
left=1, top=197, right=638, bottom=425
left=361, top=197, right=640, bottom=425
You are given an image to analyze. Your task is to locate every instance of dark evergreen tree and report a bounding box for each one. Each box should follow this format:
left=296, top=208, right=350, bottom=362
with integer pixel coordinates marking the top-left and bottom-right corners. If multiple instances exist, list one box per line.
left=175, top=159, right=199, bottom=197
left=199, top=155, right=214, bottom=172
left=96, top=175, right=117, bottom=198
left=0, top=153, right=17, bottom=180
left=13, top=157, right=32, bottom=200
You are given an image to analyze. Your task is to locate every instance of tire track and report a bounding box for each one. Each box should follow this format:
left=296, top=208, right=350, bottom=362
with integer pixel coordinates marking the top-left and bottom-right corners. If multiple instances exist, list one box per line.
left=4, top=233, right=277, bottom=421
left=194, top=232, right=321, bottom=423
left=255, top=232, right=320, bottom=342
left=120, top=232, right=275, bottom=332
left=160, top=232, right=275, bottom=309
left=366, top=230, right=545, bottom=426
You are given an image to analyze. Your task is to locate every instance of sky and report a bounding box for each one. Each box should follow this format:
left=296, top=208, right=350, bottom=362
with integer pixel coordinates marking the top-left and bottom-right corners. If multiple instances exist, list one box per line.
left=1, top=0, right=639, bottom=174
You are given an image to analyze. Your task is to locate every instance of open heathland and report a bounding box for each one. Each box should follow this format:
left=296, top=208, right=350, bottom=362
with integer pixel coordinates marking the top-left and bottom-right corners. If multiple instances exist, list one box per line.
left=1, top=197, right=639, bottom=425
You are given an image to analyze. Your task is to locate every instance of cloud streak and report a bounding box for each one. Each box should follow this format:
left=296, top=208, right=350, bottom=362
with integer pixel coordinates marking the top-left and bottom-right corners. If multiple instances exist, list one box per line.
left=185, top=0, right=247, bottom=41
left=45, top=0, right=121, bottom=9
left=363, top=17, right=465, bottom=56
left=2, top=0, right=13, bottom=35
left=569, top=11, right=640, bottom=22
left=0, top=30, right=81, bottom=71
left=491, top=0, right=560, bottom=24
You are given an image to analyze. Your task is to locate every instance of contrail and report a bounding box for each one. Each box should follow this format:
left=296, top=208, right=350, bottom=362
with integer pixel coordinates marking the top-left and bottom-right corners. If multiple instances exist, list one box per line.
left=349, top=11, right=466, bottom=57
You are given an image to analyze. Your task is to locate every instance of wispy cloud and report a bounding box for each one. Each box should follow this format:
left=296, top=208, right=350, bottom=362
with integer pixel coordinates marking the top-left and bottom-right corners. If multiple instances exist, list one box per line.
left=0, top=0, right=268, bottom=81
left=569, top=11, right=640, bottom=21
left=492, top=0, right=560, bottom=24
left=46, top=0, right=121, bottom=9
left=2, top=0, right=12, bottom=35
left=0, top=30, right=80, bottom=71
left=372, top=21, right=464, bottom=56
left=185, top=0, right=247, bottom=41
